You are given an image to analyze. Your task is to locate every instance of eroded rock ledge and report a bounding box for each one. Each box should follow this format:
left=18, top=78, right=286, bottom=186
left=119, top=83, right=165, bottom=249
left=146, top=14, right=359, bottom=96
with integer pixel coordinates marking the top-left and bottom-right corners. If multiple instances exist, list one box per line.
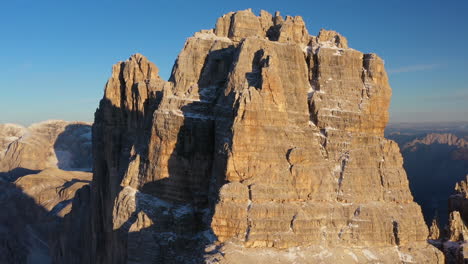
left=58, top=9, right=443, bottom=263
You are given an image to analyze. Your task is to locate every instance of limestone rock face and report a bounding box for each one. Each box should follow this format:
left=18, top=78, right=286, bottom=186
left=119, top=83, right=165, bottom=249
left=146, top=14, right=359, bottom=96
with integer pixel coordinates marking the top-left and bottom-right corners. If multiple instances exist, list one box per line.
left=65, top=10, right=443, bottom=263
left=317, top=29, right=348, bottom=48
left=0, top=120, right=92, bottom=179
left=436, top=175, right=468, bottom=263
left=277, top=15, right=310, bottom=44
left=0, top=180, right=53, bottom=264
left=429, top=218, right=441, bottom=240
left=0, top=168, right=91, bottom=264
left=0, top=121, right=92, bottom=264
left=14, top=168, right=91, bottom=217
left=449, top=176, right=468, bottom=227
left=0, top=123, right=27, bottom=153
left=448, top=211, right=468, bottom=241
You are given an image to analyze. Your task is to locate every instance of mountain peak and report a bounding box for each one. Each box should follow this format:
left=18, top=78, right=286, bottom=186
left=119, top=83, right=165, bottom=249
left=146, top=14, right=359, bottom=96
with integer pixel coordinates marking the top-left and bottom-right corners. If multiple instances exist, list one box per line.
left=58, top=10, right=443, bottom=263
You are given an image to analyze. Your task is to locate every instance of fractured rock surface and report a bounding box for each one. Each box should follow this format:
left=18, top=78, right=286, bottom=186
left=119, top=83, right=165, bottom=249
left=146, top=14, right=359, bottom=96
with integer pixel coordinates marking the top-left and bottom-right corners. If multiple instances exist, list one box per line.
left=0, top=121, right=92, bottom=264
left=61, top=9, right=443, bottom=263
left=0, top=120, right=92, bottom=179
left=431, top=175, right=468, bottom=263
left=15, top=168, right=92, bottom=217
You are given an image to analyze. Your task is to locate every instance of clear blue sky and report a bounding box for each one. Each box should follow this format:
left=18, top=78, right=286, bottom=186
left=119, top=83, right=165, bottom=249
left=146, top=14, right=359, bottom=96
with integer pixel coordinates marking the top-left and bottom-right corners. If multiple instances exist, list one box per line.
left=1, top=0, right=467, bottom=125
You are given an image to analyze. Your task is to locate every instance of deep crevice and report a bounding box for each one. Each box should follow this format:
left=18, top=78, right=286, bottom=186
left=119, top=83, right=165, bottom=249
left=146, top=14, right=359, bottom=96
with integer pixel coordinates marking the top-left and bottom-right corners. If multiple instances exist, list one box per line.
left=392, top=220, right=400, bottom=246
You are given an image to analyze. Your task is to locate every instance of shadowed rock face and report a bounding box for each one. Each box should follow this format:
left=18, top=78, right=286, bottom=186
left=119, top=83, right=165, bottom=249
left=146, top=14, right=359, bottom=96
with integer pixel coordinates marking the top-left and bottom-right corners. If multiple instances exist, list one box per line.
left=0, top=121, right=92, bottom=263
left=61, top=9, right=443, bottom=263
left=14, top=168, right=91, bottom=217
left=0, top=180, right=52, bottom=264
left=385, top=129, right=468, bottom=263
left=0, top=171, right=91, bottom=264
left=387, top=131, right=468, bottom=227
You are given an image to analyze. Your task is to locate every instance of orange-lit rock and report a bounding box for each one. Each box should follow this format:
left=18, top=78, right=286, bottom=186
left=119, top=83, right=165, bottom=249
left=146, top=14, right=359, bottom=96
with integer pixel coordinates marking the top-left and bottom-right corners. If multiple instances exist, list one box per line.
left=61, top=10, right=443, bottom=263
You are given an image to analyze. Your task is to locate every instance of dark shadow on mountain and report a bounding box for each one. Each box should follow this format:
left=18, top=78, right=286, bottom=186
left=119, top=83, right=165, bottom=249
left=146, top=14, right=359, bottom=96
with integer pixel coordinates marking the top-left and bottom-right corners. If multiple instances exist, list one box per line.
left=245, top=49, right=267, bottom=89
left=131, top=109, right=218, bottom=262
left=82, top=80, right=167, bottom=263
left=0, top=179, right=60, bottom=264
left=0, top=167, right=41, bottom=182
left=401, top=143, right=468, bottom=227
left=49, top=198, right=73, bottom=216
left=59, top=178, right=91, bottom=190
left=53, top=123, right=93, bottom=171
left=82, top=46, right=239, bottom=263
left=53, top=184, right=93, bottom=264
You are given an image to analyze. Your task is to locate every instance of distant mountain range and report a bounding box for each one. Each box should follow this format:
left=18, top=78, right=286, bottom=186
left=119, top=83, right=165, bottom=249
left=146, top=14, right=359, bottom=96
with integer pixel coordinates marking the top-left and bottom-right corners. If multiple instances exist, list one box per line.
left=386, top=122, right=468, bottom=227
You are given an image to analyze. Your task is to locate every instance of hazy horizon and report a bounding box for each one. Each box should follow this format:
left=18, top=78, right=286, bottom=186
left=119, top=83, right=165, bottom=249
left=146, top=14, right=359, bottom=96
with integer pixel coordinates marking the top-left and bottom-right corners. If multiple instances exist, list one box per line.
left=1, top=0, right=467, bottom=125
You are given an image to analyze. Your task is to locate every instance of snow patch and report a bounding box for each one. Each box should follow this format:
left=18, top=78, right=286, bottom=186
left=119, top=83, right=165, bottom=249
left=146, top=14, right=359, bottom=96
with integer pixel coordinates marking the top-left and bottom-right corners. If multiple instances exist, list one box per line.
left=3, top=136, right=20, bottom=142
left=167, top=95, right=210, bottom=103
left=346, top=251, right=358, bottom=262
left=162, top=109, right=214, bottom=120
left=80, top=131, right=92, bottom=141
left=28, top=120, right=67, bottom=129
left=333, top=50, right=344, bottom=56
left=397, top=250, right=414, bottom=263
left=315, top=248, right=332, bottom=259
left=308, top=121, right=317, bottom=127
left=0, top=123, right=26, bottom=130
left=362, top=249, right=378, bottom=260
left=193, top=31, right=232, bottom=43
left=172, top=205, right=193, bottom=218
left=333, top=164, right=342, bottom=173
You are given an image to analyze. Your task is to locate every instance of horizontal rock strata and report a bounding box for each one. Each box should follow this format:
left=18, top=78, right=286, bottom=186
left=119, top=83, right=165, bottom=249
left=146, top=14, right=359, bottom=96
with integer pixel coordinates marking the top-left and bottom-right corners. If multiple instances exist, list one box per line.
left=62, top=9, right=443, bottom=263
left=0, top=121, right=93, bottom=264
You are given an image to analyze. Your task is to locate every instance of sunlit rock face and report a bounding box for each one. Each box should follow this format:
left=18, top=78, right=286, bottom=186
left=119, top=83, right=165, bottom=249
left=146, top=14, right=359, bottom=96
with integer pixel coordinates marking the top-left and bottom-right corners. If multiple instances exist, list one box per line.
left=0, top=120, right=92, bottom=178
left=63, top=9, right=443, bottom=264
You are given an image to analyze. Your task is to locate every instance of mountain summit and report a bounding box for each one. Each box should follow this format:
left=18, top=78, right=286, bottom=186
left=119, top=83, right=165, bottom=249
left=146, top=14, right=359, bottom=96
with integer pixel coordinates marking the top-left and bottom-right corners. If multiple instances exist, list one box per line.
left=58, top=9, right=442, bottom=263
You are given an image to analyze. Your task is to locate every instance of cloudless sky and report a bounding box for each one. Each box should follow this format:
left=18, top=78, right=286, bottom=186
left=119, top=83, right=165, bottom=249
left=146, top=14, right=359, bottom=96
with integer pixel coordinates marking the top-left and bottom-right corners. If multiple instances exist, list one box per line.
left=0, top=0, right=467, bottom=125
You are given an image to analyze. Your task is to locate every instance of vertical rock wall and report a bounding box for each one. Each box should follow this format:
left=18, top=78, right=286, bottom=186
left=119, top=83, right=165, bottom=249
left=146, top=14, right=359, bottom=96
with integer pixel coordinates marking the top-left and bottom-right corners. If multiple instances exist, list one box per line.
left=61, top=9, right=443, bottom=264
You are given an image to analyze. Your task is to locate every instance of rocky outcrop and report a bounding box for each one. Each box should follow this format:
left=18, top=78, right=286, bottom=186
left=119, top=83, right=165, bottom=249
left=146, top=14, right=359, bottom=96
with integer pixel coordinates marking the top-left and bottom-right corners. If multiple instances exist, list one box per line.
left=448, top=176, right=468, bottom=232
left=429, top=218, right=442, bottom=240
left=0, top=121, right=93, bottom=264
left=0, top=166, right=92, bottom=264
left=14, top=168, right=91, bottom=217
left=431, top=175, right=468, bottom=263
left=0, top=180, right=52, bottom=264
left=0, top=120, right=92, bottom=180
left=64, top=9, right=443, bottom=263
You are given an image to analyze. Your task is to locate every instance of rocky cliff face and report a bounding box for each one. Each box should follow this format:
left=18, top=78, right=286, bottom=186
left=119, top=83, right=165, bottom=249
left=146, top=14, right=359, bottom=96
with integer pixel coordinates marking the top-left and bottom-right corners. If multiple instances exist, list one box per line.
left=0, top=121, right=92, bottom=263
left=65, top=9, right=443, bottom=263
left=429, top=175, right=468, bottom=263
left=0, top=120, right=92, bottom=179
